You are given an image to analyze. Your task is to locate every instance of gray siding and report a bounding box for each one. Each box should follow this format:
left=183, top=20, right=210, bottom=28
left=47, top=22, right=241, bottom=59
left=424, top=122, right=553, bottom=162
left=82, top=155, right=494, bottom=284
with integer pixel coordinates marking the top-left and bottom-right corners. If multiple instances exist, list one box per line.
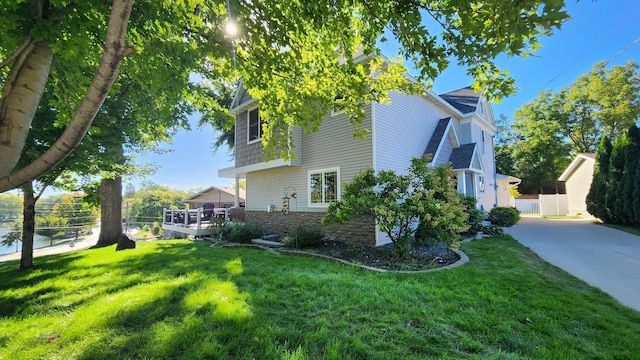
left=234, top=110, right=302, bottom=168
left=460, top=123, right=472, bottom=144
left=235, top=110, right=263, bottom=167
left=374, top=91, right=451, bottom=174
left=437, top=136, right=454, bottom=164
left=246, top=107, right=373, bottom=212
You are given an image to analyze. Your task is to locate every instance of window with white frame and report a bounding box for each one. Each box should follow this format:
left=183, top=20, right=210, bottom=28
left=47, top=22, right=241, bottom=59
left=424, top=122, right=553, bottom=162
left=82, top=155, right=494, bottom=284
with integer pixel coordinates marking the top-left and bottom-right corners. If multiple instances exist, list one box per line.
left=479, top=175, right=485, bottom=193
left=309, top=168, right=339, bottom=206
left=247, top=108, right=263, bottom=143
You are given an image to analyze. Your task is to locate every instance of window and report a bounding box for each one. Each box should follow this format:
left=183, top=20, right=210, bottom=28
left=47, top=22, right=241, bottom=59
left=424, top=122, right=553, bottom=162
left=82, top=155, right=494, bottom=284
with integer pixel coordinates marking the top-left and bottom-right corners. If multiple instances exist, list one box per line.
left=247, top=108, right=263, bottom=143
left=331, top=93, right=346, bottom=116
left=481, top=130, right=486, bottom=155
left=309, top=168, right=339, bottom=206
left=479, top=175, right=485, bottom=193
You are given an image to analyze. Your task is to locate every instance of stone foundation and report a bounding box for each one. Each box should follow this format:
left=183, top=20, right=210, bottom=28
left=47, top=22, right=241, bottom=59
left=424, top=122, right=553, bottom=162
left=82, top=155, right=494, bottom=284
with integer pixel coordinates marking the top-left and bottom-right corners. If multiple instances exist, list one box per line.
left=246, top=211, right=376, bottom=247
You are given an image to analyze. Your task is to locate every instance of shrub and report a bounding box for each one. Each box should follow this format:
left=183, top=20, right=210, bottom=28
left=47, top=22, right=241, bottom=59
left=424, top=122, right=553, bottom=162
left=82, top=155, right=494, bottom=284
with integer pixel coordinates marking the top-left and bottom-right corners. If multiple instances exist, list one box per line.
left=324, top=157, right=468, bottom=257
left=478, top=224, right=505, bottom=237
left=487, top=207, right=520, bottom=226
left=142, top=224, right=151, bottom=232
left=224, top=223, right=263, bottom=243
left=151, top=222, right=162, bottom=236
left=458, top=194, right=485, bottom=235
left=284, top=223, right=326, bottom=249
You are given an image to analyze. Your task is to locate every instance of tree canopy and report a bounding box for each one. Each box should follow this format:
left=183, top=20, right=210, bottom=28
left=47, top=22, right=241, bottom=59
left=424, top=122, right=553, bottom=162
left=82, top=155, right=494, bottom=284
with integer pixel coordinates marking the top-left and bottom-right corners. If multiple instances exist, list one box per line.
left=496, top=61, right=640, bottom=194
left=1, top=0, right=569, bottom=192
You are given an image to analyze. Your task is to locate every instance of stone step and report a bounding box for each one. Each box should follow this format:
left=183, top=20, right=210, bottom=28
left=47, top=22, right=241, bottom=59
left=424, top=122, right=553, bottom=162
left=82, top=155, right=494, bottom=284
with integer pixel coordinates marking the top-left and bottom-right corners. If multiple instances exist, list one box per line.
left=251, top=239, right=284, bottom=247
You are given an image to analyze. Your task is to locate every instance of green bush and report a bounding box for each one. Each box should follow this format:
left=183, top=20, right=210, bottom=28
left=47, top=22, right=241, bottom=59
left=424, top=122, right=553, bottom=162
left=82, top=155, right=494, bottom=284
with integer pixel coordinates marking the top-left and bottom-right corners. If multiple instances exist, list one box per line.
left=487, top=207, right=520, bottom=227
left=142, top=224, right=151, bottom=232
left=478, top=224, right=506, bottom=236
left=284, top=223, right=326, bottom=249
left=458, top=194, right=485, bottom=235
left=151, top=222, right=162, bottom=236
left=224, top=223, right=263, bottom=243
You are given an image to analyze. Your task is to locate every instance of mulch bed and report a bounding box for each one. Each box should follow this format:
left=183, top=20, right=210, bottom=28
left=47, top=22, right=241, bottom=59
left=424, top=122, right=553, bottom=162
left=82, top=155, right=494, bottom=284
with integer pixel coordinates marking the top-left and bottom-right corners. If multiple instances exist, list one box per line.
left=283, top=240, right=460, bottom=271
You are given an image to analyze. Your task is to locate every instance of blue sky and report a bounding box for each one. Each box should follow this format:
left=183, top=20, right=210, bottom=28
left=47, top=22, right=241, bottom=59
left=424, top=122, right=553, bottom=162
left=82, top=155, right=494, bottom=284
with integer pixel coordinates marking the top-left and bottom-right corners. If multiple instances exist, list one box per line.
left=128, top=0, right=640, bottom=193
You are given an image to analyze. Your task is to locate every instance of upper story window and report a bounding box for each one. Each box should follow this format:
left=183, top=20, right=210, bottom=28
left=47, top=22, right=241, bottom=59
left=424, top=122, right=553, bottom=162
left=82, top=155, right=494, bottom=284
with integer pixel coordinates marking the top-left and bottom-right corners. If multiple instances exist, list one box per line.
left=309, top=168, right=340, bottom=207
left=479, top=175, right=485, bottom=193
left=481, top=130, right=486, bottom=155
left=331, top=93, right=346, bottom=116
left=247, top=108, right=263, bottom=144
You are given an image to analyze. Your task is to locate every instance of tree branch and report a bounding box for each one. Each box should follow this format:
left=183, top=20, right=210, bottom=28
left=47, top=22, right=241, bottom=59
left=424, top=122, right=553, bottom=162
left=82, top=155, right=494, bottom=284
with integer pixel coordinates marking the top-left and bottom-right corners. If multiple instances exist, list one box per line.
left=0, top=38, right=34, bottom=70
left=0, top=0, right=135, bottom=193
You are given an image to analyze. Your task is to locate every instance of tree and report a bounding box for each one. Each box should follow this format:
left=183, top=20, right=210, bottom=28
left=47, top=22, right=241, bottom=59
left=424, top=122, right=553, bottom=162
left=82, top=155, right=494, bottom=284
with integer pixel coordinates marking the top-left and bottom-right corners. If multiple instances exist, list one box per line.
left=587, top=136, right=612, bottom=222
left=323, top=156, right=468, bottom=257
left=129, top=184, right=188, bottom=227
left=1, top=0, right=569, bottom=192
left=606, top=135, right=627, bottom=223
left=621, top=126, right=640, bottom=225
left=511, top=93, right=572, bottom=193
left=196, top=79, right=237, bottom=153
left=0, top=193, right=22, bottom=221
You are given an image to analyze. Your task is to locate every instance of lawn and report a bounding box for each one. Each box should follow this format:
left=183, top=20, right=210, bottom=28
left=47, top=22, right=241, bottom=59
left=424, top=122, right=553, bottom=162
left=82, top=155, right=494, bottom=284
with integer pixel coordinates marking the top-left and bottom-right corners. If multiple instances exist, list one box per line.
left=1, top=237, right=639, bottom=359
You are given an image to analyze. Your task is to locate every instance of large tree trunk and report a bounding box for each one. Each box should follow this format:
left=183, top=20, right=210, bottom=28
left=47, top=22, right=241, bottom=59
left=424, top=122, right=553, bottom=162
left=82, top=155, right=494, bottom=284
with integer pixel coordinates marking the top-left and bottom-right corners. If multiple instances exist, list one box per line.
left=20, top=182, right=36, bottom=270
left=0, top=42, right=53, bottom=177
left=0, top=0, right=135, bottom=193
left=95, top=177, right=123, bottom=248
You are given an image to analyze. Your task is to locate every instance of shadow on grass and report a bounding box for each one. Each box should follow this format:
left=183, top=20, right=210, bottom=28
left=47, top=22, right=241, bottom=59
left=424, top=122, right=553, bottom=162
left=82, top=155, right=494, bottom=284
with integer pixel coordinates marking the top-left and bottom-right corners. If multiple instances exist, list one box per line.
left=0, top=238, right=639, bottom=359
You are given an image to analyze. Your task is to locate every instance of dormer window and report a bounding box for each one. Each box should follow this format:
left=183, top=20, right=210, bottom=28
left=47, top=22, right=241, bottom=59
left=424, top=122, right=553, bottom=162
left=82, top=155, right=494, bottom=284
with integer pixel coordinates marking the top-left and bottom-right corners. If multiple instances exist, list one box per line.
left=247, top=108, right=263, bottom=144
left=478, top=101, right=485, bottom=115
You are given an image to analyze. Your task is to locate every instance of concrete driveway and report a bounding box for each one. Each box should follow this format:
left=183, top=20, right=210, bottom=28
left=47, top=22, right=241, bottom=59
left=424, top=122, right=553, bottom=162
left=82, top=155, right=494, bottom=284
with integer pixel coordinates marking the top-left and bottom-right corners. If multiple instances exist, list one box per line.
left=506, top=216, right=640, bottom=312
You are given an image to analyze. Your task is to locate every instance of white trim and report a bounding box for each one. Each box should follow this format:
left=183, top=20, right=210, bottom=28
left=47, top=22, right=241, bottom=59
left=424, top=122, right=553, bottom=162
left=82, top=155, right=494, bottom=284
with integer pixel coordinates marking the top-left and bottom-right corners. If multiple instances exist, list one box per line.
left=247, top=107, right=262, bottom=145
left=330, top=109, right=345, bottom=116
left=558, top=153, right=596, bottom=181
left=371, top=102, right=377, bottom=171
left=218, top=158, right=293, bottom=178
left=429, top=118, right=460, bottom=166
left=308, top=167, right=341, bottom=208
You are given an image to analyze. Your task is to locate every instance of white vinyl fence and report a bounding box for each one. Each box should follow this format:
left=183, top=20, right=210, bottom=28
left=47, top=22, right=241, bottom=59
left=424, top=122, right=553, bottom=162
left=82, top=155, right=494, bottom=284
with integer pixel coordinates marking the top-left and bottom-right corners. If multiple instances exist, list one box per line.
left=514, top=199, right=540, bottom=215
left=514, top=195, right=569, bottom=216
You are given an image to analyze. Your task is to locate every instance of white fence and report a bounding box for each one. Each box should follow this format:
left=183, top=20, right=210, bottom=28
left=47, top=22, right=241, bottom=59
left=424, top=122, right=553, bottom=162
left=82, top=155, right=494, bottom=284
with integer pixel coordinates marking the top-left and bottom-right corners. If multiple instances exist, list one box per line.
left=514, top=199, right=540, bottom=215
left=539, top=194, right=568, bottom=216
left=514, top=194, right=569, bottom=216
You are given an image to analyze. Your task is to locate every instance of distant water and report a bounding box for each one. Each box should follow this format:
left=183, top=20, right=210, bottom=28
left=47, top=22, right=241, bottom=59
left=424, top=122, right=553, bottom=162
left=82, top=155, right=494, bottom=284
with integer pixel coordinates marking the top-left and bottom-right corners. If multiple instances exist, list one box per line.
left=0, top=227, right=54, bottom=255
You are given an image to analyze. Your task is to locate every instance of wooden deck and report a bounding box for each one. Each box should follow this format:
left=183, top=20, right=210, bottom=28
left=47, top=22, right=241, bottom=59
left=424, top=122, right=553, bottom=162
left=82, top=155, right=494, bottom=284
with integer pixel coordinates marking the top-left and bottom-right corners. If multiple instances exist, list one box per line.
left=161, top=208, right=226, bottom=237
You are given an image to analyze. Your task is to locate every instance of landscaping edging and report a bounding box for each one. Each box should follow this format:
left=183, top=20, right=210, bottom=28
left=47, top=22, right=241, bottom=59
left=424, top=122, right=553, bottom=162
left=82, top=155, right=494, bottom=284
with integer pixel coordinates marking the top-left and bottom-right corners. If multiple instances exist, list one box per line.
left=216, top=242, right=470, bottom=273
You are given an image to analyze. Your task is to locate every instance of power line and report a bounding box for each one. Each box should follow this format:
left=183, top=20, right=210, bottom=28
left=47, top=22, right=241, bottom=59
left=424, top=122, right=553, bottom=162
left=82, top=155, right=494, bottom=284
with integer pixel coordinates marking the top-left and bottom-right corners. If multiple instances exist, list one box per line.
left=521, top=4, right=640, bottom=104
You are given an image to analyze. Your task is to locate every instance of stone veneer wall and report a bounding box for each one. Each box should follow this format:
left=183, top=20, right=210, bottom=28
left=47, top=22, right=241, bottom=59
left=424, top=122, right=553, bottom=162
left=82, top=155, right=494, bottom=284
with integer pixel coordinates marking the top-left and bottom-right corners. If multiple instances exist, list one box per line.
left=246, top=211, right=376, bottom=247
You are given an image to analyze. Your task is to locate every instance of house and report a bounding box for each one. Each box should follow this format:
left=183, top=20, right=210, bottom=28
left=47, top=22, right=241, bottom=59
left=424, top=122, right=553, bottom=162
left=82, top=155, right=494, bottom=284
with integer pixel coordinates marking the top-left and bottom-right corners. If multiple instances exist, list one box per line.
left=558, top=153, right=596, bottom=216
left=220, top=77, right=498, bottom=246
left=160, top=186, right=246, bottom=237
left=184, top=186, right=246, bottom=210
left=496, top=174, right=521, bottom=207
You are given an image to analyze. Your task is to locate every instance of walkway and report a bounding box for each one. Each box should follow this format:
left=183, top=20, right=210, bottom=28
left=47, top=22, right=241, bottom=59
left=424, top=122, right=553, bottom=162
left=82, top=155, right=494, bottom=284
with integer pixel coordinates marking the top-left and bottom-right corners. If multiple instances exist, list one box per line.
left=506, top=216, right=640, bottom=312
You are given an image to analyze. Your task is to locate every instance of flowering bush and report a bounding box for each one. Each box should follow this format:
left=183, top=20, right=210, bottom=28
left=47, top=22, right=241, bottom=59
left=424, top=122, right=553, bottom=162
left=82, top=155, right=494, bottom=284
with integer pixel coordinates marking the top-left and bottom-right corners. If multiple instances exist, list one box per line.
left=487, top=207, right=520, bottom=227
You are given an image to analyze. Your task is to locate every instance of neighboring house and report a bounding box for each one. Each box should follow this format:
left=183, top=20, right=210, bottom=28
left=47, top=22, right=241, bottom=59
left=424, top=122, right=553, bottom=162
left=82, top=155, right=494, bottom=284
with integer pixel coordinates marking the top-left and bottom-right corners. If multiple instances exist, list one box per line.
left=220, top=76, right=498, bottom=246
left=558, top=153, right=596, bottom=216
left=496, top=174, right=522, bottom=208
left=184, top=186, right=246, bottom=209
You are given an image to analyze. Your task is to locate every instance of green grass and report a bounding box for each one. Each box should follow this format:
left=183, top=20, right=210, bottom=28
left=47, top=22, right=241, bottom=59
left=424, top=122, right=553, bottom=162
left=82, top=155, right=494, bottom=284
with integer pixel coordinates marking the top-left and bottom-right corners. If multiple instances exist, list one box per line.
left=1, top=237, right=639, bottom=359
left=603, top=223, right=640, bottom=237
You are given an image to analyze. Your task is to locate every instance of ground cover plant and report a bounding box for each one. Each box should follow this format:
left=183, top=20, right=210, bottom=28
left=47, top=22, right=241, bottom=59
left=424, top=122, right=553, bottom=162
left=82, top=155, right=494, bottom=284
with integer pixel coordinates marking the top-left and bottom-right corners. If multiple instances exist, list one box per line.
left=1, top=237, right=639, bottom=359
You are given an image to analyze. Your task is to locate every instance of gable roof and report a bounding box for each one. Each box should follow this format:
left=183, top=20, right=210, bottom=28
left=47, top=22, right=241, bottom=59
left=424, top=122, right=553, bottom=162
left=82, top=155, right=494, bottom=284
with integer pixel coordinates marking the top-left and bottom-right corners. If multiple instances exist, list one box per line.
left=424, top=118, right=451, bottom=157
left=439, top=86, right=480, bottom=114
left=449, top=143, right=482, bottom=172
left=558, top=153, right=596, bottom=181
left=184, top=186, right=246, bottom=203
